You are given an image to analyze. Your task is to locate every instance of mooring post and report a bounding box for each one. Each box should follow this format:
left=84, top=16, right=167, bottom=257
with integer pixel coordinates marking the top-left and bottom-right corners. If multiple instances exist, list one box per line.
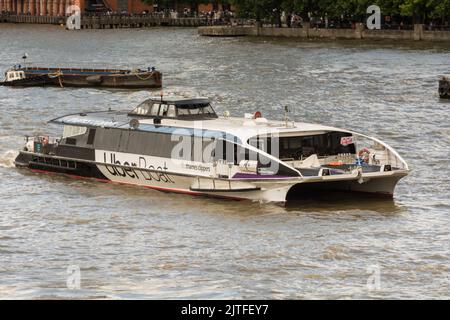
left=414, top=24, right=423, bottom=41
left=303, top=21, right=310, bottom=38
left=355, top=22, right=364, bottom=39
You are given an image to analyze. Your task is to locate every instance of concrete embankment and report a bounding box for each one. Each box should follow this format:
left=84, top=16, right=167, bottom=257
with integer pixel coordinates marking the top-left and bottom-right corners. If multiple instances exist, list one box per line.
left=198, top=24, right=450, bottom=42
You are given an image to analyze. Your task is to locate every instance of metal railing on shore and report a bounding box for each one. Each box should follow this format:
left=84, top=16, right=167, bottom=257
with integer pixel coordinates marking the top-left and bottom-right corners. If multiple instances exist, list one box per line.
left=0, top=13, right=229, bottom=28
left=2, top=13, right=448, bottom=32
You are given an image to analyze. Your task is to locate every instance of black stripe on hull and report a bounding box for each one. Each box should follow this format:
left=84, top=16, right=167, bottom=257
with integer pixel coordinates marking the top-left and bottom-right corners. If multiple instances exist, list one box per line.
left=15, top=152, right=107, bottom=180
left=14, top=152, right=249, bottom=201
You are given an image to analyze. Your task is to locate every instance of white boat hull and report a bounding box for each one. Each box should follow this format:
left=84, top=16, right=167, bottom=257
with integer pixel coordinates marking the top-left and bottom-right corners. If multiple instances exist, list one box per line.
left=96, top=161, right=407, bottom=202
left=16, top=149, right=408, bottom=203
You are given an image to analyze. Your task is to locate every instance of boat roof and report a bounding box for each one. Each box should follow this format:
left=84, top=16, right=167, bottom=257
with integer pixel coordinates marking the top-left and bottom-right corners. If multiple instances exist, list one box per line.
left=146, top=97, right=210, bottom=107
left=49, top=109, right=353, bottom=143
left=16, top=66, right=158, bottom=75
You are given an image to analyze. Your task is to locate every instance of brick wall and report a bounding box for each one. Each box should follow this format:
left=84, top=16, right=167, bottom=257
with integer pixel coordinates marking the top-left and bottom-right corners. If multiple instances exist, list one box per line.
left=102, top=1, right=233, bottom=14
left=198, top=3, right=234, bottom=12
left=104, top=0, right=154, bottom=13
left=128, top=0, right=155, bottom=13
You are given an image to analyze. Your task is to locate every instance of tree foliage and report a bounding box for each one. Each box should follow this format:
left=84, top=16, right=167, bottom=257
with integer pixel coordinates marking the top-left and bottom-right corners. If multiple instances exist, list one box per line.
left=228, top=0, right=450, bottom=21
left=141, top=0, right=450, bottom=22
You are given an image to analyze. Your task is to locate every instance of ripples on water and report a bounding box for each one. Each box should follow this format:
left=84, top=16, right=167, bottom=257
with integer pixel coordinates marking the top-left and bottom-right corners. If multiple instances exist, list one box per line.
left=0, top=24, right=449, bottom=299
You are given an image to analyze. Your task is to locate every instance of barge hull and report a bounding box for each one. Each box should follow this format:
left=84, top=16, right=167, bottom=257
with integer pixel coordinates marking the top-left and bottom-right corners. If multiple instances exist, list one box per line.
left=24, top=72, right=163, bottom=89
left=439, top=78, right=450, bottom=99
left=1, top=67, right=162, bottom=88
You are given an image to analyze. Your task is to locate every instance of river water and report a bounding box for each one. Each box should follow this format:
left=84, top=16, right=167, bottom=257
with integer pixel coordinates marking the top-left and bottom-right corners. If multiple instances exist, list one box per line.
left=0, top=24, right=449, bottom=299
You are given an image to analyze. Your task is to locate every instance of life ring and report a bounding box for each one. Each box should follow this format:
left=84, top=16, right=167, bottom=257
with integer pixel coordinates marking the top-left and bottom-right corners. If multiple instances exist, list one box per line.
left=357, top=148, right=370, bottom=163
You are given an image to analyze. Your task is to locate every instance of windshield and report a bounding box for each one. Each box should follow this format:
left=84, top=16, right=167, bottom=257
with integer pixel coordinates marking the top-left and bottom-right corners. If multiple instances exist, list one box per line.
left=177, top=104, right=217, bottom=117
left=130, top=100, right=153, bottom=116
left=129, top=102, right=217, bottom=118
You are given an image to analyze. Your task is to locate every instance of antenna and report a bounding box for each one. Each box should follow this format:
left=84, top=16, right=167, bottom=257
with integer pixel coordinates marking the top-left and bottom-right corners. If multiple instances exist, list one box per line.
left=284, top=105, right=290, bottom=127
left=22, top=53, right=28, bottom=66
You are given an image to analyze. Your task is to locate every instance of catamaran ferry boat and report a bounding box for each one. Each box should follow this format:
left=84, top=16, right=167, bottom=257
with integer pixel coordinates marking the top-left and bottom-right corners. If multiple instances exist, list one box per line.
left=14, top=98, right=409, bottom=202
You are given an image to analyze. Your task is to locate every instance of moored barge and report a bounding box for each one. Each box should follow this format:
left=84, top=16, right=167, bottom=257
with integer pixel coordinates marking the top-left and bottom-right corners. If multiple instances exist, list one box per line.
left=439, top=76, right=450, bottom=99
left=1, top=66, right=162, bottom=89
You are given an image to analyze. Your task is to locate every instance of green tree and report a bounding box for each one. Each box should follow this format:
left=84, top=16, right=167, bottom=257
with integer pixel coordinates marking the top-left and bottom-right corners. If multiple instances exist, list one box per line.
left=142, top=0, right=450, bottom=24
left=429, top=0, right=450, bottom=21
left=400, top=0, right=450, bottom=21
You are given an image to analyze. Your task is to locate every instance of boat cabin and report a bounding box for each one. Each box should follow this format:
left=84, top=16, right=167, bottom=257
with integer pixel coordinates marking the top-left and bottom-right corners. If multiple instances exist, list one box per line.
left=5, top=70, right=25, bottom=82
left=128, top=98, right=218, bottom=120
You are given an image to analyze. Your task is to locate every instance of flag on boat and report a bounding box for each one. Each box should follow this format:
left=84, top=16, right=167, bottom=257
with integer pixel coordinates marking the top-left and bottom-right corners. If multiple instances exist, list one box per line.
left=340, top=136, right=354, bottom=146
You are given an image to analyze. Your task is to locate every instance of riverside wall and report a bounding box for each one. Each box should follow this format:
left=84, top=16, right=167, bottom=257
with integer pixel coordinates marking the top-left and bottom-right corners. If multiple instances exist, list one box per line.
left=198, top=23, right=450, bottom=42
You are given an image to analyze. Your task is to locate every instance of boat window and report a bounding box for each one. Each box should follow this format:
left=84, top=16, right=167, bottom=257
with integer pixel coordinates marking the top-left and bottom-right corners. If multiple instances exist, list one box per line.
left=176, top=104, right=217, bottom=118
left=202, top=138, right=215, bottom=163
left=159, top=104, right=169, bottom=117
left=87, top=128, right=96, bottom=145
left=203, top=105, right=215, bottom=114
left=177, top=108, right=190, bottom=116
left=130, top=101, right=217, bottom=119
left=62, top=125, right=87, bottom=138
left=250, top=132, right=356, bottom=160
left=132, top=100, right=153, bottom=115
left=93, top=128, right=121, bottom=151
left=189, top=108, right=200, bottom=115
left=214, top=139, right=299, bottom=176
left=151, top=103, right=160, bottom=116
left=66, top=138, right=77, bottom=145
left=167, top=105, right=176, bottom=118
left=187, top=136, right=216, bottom=163
left=117, top=130, right=185, bottom=158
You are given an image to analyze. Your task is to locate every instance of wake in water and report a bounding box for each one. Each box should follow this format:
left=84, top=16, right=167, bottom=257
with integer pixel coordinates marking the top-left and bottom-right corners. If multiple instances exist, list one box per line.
left=0, top=150, right=18, bottom=168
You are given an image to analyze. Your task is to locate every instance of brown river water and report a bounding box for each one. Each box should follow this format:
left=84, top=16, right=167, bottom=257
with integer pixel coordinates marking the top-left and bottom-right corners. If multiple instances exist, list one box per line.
left=0, top=24, right=449, bottom=299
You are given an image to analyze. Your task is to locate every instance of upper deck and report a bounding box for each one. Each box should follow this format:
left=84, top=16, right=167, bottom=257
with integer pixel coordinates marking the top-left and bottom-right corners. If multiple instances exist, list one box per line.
left=49, top=97, right=353, bottom=143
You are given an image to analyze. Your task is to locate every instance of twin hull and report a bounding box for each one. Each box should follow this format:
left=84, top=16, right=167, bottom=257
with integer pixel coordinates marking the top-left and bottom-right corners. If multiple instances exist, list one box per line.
left=15, top=149, right=406, bottom=202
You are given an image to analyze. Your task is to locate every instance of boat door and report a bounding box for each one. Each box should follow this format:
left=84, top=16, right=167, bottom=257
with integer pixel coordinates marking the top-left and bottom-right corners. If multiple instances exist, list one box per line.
left=215, top=159, right=234, bottom=178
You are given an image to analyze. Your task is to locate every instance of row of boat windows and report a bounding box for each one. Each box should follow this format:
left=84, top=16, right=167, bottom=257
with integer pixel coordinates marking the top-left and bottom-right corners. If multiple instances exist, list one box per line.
left=92, top=129, right=271, bottom=164
left=64, top=128, right=280, bottom=164
left=89, top=129, right=297, bottom=176
left=64, top=127, right=355, bottom=161
left=61, top=128, right=353, bottom=176
left=249, top=132, right=356, bottom=160
left=130, top=101, right=216, bottom=118
left=6, top=71, right=25, bottom=81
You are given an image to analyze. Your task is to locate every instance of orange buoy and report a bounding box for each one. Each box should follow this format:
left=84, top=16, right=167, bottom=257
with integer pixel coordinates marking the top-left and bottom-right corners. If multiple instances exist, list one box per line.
left=327, top=161, right=343, bottom=166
